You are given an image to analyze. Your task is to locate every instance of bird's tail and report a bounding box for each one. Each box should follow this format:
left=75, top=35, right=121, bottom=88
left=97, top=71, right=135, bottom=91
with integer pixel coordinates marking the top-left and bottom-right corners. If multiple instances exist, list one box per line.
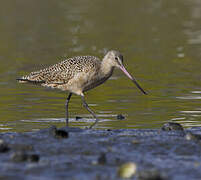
left=16, top=75, right=30, bottom=83
left=16, top=74, right=45, bottom=84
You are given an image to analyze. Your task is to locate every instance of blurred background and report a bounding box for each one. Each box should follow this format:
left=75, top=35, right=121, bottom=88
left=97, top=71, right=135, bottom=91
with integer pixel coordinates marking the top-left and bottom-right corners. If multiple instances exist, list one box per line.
left=0, top=0, right=201, bottom=132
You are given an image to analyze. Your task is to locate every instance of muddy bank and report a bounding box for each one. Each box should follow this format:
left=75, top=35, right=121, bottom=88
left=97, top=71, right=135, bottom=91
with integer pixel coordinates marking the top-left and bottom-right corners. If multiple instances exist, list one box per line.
left=0, top=123, right=201, bottom=180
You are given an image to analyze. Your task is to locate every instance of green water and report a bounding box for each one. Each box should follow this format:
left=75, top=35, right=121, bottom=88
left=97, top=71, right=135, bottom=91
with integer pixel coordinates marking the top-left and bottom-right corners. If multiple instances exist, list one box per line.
left=1, top=0, right=201, bottom=132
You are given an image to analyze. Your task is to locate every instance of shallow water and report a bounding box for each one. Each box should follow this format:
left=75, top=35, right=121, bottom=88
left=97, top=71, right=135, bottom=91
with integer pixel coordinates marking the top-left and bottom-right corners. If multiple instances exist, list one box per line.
left=1, top=0, right=201, bottom=132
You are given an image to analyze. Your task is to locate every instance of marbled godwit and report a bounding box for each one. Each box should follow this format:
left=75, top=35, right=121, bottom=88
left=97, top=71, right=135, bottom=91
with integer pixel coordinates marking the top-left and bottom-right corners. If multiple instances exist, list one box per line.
left=17, top=50, right=147, bottom=128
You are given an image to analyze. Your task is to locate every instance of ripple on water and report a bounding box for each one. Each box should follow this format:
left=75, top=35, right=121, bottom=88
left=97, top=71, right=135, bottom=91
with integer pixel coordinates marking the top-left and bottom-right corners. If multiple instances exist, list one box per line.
left=176, top=96, right=201, bottom=100
left=0, top=124, right=12, bottom=131
left=177, top=91, right=201, bottom=100
left=180, top=111, right=201, bottom=114
left=20, top=115, right=116, bottom=123
left=176, top=111, right=201, bottom=127
left=191, top=91, right=201, bottom=94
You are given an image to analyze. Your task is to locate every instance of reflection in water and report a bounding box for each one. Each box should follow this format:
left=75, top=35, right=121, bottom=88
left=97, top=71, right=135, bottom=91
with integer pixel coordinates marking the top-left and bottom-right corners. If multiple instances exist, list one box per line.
left=177, top=96, right=201, bottom=100
left=0, top=0, right=201, bottom=132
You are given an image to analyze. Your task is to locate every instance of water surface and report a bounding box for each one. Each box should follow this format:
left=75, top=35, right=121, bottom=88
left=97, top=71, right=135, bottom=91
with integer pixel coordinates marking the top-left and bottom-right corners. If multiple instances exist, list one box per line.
left=1, top=0, right=201, bottom=132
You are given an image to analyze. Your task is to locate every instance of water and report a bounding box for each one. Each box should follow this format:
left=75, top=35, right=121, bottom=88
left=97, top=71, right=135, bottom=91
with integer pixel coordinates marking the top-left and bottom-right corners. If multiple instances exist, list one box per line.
left=0, top=0, right=201, bottom=132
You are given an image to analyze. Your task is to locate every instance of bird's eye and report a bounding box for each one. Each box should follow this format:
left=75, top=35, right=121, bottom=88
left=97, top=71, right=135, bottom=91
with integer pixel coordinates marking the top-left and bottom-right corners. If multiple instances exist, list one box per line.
left=115, top=57, right=118, bottom=61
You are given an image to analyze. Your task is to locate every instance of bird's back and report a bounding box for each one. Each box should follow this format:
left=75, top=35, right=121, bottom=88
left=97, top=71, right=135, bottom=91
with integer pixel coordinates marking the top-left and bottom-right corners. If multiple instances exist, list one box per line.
left=18, top=56, right=101, bottom=86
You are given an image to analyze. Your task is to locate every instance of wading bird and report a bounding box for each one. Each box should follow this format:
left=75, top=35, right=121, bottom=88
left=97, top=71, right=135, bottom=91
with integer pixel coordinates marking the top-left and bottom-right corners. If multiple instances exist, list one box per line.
left=17, top=50, right=147, bottom=128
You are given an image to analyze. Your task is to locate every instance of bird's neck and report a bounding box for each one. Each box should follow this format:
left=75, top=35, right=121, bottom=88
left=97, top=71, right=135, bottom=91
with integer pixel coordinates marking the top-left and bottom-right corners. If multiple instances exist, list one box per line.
left=100, top=58, right=114, bottom=77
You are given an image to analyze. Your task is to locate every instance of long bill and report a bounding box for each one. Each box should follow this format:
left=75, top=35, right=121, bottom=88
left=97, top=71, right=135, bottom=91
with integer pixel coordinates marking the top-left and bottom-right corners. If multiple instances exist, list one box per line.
left=119, top=65, right=148, bottom=95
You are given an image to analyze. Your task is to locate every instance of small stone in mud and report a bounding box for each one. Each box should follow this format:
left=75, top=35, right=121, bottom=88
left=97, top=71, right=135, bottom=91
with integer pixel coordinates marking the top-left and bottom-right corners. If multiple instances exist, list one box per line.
left=11, top=151, right=28, bottom=162
left=55, top=129, right=69, bottom=138
left=76, top=116, right=82, bottom=120
left=0, top=139, right=10, bottom=153
left=185, top=132, right=201, bottom=141
left=51, top=127, right=69, bottom=138
left=11, top=144, right=34, bottom=151
left=131, top=139, right=140, bottom=144
left=117, top=114, right=125, bottom=120
left=161, top=122, right=184, bottom=131
left=11, top=152, right=40, bottom=163
left=28, top=154, right=40, bottom=162
left=137, top=169, right=165, bottom=180
left=118, top=162, right=137, bottom=178
left=98, top=153, right=107, bottom=165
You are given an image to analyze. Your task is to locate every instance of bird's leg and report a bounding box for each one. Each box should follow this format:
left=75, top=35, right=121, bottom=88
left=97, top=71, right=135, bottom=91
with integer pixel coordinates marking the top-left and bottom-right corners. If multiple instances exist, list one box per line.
left=65, top=93, right=72, bottom=126
left=81, top=95, right=99, bottom=129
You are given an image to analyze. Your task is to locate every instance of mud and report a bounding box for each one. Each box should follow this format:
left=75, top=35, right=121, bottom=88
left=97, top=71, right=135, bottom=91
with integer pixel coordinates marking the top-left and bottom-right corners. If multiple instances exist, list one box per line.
left=0, top=123, right=200, bottom=180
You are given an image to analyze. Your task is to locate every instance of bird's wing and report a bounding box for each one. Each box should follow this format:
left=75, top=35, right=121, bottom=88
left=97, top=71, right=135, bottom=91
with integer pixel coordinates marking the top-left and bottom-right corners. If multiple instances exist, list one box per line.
left=17, top=56, right=101, bottom=85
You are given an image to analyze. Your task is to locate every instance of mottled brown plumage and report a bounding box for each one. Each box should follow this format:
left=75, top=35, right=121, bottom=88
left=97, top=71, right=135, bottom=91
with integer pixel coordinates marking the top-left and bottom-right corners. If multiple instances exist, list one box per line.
left=17, top=50, right=147, bottom=128
left=18, top=56, right=103, bottom=95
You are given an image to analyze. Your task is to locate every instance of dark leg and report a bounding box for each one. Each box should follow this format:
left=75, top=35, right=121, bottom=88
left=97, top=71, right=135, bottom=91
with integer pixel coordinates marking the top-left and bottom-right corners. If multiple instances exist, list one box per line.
left=65, top=93, right=72, bottom=126
left=81, top=95, right=99, bottom=129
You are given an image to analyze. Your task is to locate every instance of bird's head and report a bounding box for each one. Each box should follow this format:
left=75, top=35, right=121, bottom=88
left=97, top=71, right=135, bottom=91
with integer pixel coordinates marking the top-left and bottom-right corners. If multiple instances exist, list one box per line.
left=104, top=50, right=147, bottom=95
left=104, top=50, right=124, bottom=68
